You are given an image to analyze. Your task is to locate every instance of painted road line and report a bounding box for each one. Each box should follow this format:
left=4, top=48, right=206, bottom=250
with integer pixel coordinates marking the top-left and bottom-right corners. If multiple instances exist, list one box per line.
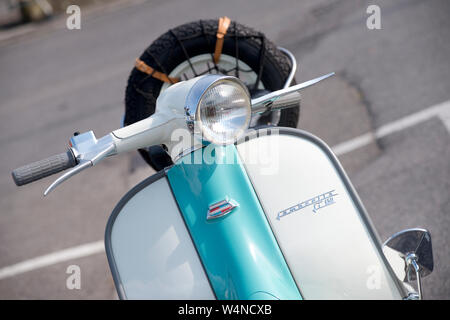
left=0, top=241, right=104, bottom=280
left=332, top=100, right=450, bottom=156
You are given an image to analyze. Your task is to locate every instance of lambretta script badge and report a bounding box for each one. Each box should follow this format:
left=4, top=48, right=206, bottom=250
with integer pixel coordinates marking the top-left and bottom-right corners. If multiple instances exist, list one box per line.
left=207, top=199, right=238, bottom=220
left=276, top=190, right=338, bottom=220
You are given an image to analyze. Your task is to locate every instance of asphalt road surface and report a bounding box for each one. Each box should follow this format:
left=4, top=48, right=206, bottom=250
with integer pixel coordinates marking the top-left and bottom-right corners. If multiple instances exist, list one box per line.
left=0, top=0, right=449, bottom=299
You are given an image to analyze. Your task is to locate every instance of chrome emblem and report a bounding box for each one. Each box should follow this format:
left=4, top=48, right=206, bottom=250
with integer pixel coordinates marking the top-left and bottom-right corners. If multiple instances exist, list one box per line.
left=207, top=199, right=238, bottom=220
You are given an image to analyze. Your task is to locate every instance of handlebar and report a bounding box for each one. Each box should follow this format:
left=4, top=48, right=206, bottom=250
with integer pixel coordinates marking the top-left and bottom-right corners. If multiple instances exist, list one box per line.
left=12, top=150, right=77, bottom=186
left=10, top=72, right=334, bottom=194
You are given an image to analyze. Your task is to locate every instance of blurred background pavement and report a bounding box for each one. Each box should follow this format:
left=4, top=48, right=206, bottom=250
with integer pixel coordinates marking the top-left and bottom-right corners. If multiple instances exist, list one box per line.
left=0, top=0, right=449, bottom=299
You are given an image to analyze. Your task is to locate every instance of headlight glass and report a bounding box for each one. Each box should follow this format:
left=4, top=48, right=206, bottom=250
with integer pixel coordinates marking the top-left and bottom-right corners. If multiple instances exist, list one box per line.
left=196, top=79, right=251, bottom=144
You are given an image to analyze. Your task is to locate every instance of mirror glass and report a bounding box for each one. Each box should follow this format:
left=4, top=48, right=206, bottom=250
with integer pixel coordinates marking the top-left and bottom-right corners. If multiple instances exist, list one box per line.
left=383, top=228, right=433, bottom=281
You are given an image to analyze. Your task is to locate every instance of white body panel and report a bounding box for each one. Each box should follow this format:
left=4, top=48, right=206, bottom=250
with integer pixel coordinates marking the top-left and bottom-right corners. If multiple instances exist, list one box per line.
left=106, top=175, right=214, bottom=299
left=237, top=131, right=405, bottom=299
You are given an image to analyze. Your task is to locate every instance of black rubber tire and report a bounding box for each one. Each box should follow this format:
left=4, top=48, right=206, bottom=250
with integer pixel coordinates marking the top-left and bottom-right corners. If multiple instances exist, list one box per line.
left=124, top=19, right=299, bottom=169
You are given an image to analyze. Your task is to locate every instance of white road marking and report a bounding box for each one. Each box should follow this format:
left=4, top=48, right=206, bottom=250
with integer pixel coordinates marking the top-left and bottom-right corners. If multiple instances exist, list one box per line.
left=332, top=100, right=450, bottom=156
left=0, top=100, right=449, bottom=281
left=332, top=132, right=374, bottom=157
left=0, top=241, right=104, bottom=280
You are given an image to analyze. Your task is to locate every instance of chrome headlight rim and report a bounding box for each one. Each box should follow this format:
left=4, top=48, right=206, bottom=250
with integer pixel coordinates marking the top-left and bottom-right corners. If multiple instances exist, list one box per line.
left=185, top=74, right=251, bottom=145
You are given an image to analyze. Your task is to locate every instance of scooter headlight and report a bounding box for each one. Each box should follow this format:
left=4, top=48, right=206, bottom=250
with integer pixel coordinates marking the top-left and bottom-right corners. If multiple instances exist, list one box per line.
left=185, top=75, right=251, bottom=145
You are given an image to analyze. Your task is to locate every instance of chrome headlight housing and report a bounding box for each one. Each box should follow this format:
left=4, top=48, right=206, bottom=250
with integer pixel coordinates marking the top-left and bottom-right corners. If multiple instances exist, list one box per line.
left=185, top=75, right=251, bottom=145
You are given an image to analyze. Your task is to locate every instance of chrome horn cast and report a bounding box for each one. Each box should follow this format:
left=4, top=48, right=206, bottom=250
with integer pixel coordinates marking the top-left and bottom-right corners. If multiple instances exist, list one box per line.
left=383, top=228, right=434, bottom=300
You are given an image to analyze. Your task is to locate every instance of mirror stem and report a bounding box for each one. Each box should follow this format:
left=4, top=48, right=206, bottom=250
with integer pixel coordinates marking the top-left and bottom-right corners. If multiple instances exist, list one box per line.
left=406, top=253, right=423, bottom=299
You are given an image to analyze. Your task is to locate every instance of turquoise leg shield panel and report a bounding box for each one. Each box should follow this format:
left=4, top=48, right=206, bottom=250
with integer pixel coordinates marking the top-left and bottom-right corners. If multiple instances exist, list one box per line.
left=166, top=145, right=302, bottom=300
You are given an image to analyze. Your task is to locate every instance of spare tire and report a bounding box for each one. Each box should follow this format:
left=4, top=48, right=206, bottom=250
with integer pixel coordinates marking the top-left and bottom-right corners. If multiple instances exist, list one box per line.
left=125, top=19, right=299, bottom=170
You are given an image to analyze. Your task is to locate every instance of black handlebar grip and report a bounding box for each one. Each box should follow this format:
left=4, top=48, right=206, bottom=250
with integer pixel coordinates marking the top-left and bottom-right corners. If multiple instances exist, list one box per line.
left=12, top=150, right=77, bottom=186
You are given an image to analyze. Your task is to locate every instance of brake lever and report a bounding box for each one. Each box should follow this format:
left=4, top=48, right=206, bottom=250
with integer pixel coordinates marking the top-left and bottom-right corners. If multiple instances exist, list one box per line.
left=44, top=160, right=91, bottom=196
left=44, top=133, right=116, bottom=196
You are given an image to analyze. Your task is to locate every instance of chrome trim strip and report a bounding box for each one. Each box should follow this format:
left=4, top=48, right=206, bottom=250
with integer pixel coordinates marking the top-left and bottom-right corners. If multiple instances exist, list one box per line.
left=172, top=144, right=205, bottom=163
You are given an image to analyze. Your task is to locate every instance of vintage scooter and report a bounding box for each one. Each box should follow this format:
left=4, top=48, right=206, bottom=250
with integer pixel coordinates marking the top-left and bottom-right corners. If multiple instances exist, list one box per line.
left=11, top=50, right=433, bottom=300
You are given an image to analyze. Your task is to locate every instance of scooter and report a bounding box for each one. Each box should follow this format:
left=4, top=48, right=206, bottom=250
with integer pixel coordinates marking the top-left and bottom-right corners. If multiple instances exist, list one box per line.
left=11, top=26, right=433, bottom=300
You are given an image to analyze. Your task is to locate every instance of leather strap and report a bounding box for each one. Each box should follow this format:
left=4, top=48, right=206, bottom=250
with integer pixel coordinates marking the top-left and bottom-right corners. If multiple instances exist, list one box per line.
left=213, top=16, right=231, bottom=64
left=135, top=58, right=179, bottom=83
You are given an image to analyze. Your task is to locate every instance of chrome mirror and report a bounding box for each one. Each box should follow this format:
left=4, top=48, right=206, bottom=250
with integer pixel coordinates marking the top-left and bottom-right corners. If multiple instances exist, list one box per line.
left=383, top=228, right=433, bottom=299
